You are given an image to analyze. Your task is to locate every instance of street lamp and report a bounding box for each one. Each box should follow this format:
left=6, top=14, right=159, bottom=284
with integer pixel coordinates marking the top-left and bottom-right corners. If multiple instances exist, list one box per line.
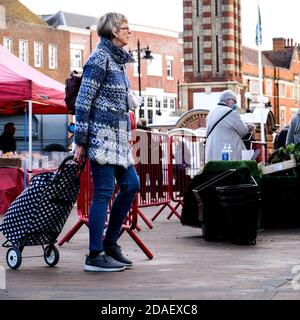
left=245, top=92, right=252, bottom=113
left=263, top=96, right=271, bottom=108
left=129, top=39, right=153, bottom=118
left=156, top=99, right=162, bottom=116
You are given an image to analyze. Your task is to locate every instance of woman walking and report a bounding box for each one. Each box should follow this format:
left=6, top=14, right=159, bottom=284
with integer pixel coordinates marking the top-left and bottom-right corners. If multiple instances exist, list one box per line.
left=74, top=12, right=140, bottom=272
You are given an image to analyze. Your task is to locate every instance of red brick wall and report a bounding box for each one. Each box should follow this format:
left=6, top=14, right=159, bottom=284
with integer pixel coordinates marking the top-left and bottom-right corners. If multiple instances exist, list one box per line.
left=79, top=28, right=183, bottom=98
left=0, top=20, right=70, bottom=83
left=126, top=30, right=183, bottom=95
left=243, top=54, right=300, bottom=124
left=70, top=32, right=92, bottom=67
left=273, top=38, right=286, bottom=51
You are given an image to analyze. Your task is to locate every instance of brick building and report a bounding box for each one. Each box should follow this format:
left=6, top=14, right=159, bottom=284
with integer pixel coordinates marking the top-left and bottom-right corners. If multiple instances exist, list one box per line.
left=181, top=0, right=300, bottom=128
left=43, top=11, right=184, bottom=124
left=126, top=24, right=183, bottom=123
left=243, top=39, right=300, bottom=128
left=0, top=0, right=70, bottom=83
left=181, top=0, right=243, bottom=116
left=0, top=1, right=183, bottom=125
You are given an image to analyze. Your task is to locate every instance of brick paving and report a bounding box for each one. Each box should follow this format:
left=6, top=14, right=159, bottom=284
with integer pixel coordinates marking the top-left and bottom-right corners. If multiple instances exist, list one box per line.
left=1, top=205, right=300, bottom=300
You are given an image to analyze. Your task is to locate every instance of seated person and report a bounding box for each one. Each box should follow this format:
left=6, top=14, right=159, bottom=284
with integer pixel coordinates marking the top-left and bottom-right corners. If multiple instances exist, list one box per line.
left=274, top=125, right=289, bottom=149
left=137, top=118, right=151, bottom=131
left=0, top=122, right=16, bottom=154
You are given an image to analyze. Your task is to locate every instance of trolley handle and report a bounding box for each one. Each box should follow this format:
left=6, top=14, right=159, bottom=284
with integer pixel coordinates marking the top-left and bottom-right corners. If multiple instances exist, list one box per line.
left=57, top=155, right=86, bottom=175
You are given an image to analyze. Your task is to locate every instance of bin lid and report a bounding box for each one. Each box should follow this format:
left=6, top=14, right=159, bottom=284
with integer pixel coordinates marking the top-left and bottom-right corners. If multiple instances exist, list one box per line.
left=216, top=184, right=261, bottom=198
left=192, top=169, right=237, bottom=193
left=216, top=183, right=259, bottom=193
left=216, top=181, right=261, bottom=203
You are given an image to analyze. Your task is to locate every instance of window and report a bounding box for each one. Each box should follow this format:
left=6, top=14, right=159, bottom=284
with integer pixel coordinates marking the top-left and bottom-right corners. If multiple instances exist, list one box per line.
left=291, top=108, right=298, bottom=118
left=147, top=96, right=154, bottom=109
left=19, top=39, right=28, bottom=63
left=170, top=98, right=176, bottom=109
left=215, top=0, right=219, bottom=16
left=163, top=98, right=168, bottom=109
left=294, top=85, right=299, bottom=102
left=147, top=54, right=162, bottom=77
left=215, top=35, right=220, bottom=73
left=3, top=37, right=12, bottom=53
left=156, top=102, right=161, bottom=115
left=197, top=36, right=200, bottom=73
left=279, top=106, right=286, bottom=128
left=279, top=83, right=286, bottom=97
left=48, top=44, right=57, bottom=69
left=0, top=6, right=5, bottom=29
left=148, top=110, right=153, bottom=124
left=265, top=79, right=273, bottom=96
left=287, top=84, right=293, bottom=98
left=250, top=79, right=259, bottom=94
left=70, top=48, right=83, bottom=70
left=34, top=41, right=43, bottom=68
left=166, top=56, right=173, bottom=79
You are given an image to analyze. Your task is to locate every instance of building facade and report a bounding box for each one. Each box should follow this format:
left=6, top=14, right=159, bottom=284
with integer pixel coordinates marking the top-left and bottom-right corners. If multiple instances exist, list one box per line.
left=0, top=1, right=73, bottom=152
left=181, top=0, right=243, bottom=120
left=126, top=24, right=183, bottom=123
left=182, top=0, right=300, bottom=128
left=0, top=0, right=70, bottom=83
left=43, top=11, right=184, bottom=124
left=243, top=38, right=300, bottom=128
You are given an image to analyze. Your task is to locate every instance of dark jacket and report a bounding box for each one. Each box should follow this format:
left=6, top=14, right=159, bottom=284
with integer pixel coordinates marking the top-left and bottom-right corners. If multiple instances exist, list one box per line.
left=286, top=110, right=300, bottom=145
left=0, top=133, right=16, bottom=153
left=274, top=126, right=289, bottom=149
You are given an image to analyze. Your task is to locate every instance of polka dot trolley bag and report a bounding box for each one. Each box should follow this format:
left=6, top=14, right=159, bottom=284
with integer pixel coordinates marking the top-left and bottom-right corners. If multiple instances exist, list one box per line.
left=0, top=156, right=84, bottom=248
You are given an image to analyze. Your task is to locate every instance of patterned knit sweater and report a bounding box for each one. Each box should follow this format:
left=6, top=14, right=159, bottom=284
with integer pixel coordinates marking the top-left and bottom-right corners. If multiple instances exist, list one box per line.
left=74, top=37, right=134, bottom=168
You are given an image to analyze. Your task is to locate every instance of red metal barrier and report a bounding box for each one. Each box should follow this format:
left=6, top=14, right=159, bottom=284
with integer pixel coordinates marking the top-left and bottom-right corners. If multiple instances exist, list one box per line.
left=133, top=130, right=173, bottom=224
left=251, top=141, right=267, bottom=163
left=151, top=129, right=205, bottom=221
left=58, top=160, right=154, bottom=259
left=133, top=129, right=205, bottom=222
left=58, top=129, right=205, bottom=257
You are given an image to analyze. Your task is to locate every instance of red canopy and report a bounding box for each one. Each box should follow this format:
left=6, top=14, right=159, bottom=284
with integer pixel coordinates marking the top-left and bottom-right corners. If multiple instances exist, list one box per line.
left=0, top=44, right=68, bottom=114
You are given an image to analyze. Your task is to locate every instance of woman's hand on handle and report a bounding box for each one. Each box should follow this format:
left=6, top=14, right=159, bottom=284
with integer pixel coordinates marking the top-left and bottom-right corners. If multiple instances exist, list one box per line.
left=73, top=144, right=86, bottom=164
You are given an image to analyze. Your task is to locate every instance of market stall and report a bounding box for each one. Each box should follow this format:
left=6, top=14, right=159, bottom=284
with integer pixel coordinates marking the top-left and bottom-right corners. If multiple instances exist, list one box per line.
left=0, top=166, right=27, bottom=215
left=0, top=44, right=68, bottom=213
left=0, top=43, right=68, bottom=168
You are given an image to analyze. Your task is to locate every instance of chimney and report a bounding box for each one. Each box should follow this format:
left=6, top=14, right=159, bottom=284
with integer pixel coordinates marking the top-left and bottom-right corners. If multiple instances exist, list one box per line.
left=0, top=5, right=6, bottom=29
left=273, top=38, right=286, bottom=51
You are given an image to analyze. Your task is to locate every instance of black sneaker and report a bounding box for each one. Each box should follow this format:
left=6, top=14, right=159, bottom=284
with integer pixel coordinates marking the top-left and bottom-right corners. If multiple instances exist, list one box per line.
left=104, top=245, right=133, bottom=268
left=84, top=253, right=126, bottom=272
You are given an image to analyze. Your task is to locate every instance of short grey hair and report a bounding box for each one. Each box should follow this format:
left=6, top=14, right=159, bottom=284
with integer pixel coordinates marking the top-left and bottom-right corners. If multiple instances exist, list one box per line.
left=219, top=90, right=237, bottom=103
left=97, top=12, right=128, bottom=39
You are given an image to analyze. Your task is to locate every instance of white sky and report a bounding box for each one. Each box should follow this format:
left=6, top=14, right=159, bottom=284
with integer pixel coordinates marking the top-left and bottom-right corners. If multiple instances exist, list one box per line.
left=18, top=0, right=300, bottom=50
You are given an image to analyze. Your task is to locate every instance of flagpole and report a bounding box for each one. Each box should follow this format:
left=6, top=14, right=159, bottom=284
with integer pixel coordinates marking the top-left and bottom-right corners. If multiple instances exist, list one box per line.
left=256, top=0, right=266, bottom=163
left=258, top=43, right=266, bottom=159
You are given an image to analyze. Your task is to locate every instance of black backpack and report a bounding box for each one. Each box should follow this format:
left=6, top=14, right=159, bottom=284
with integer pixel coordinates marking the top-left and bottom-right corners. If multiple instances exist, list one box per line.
left=64, top=70, right=82, bottom=115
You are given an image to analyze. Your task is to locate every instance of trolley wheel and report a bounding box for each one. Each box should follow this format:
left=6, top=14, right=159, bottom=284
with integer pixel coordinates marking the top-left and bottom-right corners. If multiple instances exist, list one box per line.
left=6, top=247, right=22, bottom=269
left=44, top=245, right=59, bottom=267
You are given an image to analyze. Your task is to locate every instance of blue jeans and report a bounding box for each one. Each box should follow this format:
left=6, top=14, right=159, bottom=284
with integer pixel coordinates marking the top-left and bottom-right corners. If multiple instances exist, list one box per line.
left=89, top=162, right=140, bottom=252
